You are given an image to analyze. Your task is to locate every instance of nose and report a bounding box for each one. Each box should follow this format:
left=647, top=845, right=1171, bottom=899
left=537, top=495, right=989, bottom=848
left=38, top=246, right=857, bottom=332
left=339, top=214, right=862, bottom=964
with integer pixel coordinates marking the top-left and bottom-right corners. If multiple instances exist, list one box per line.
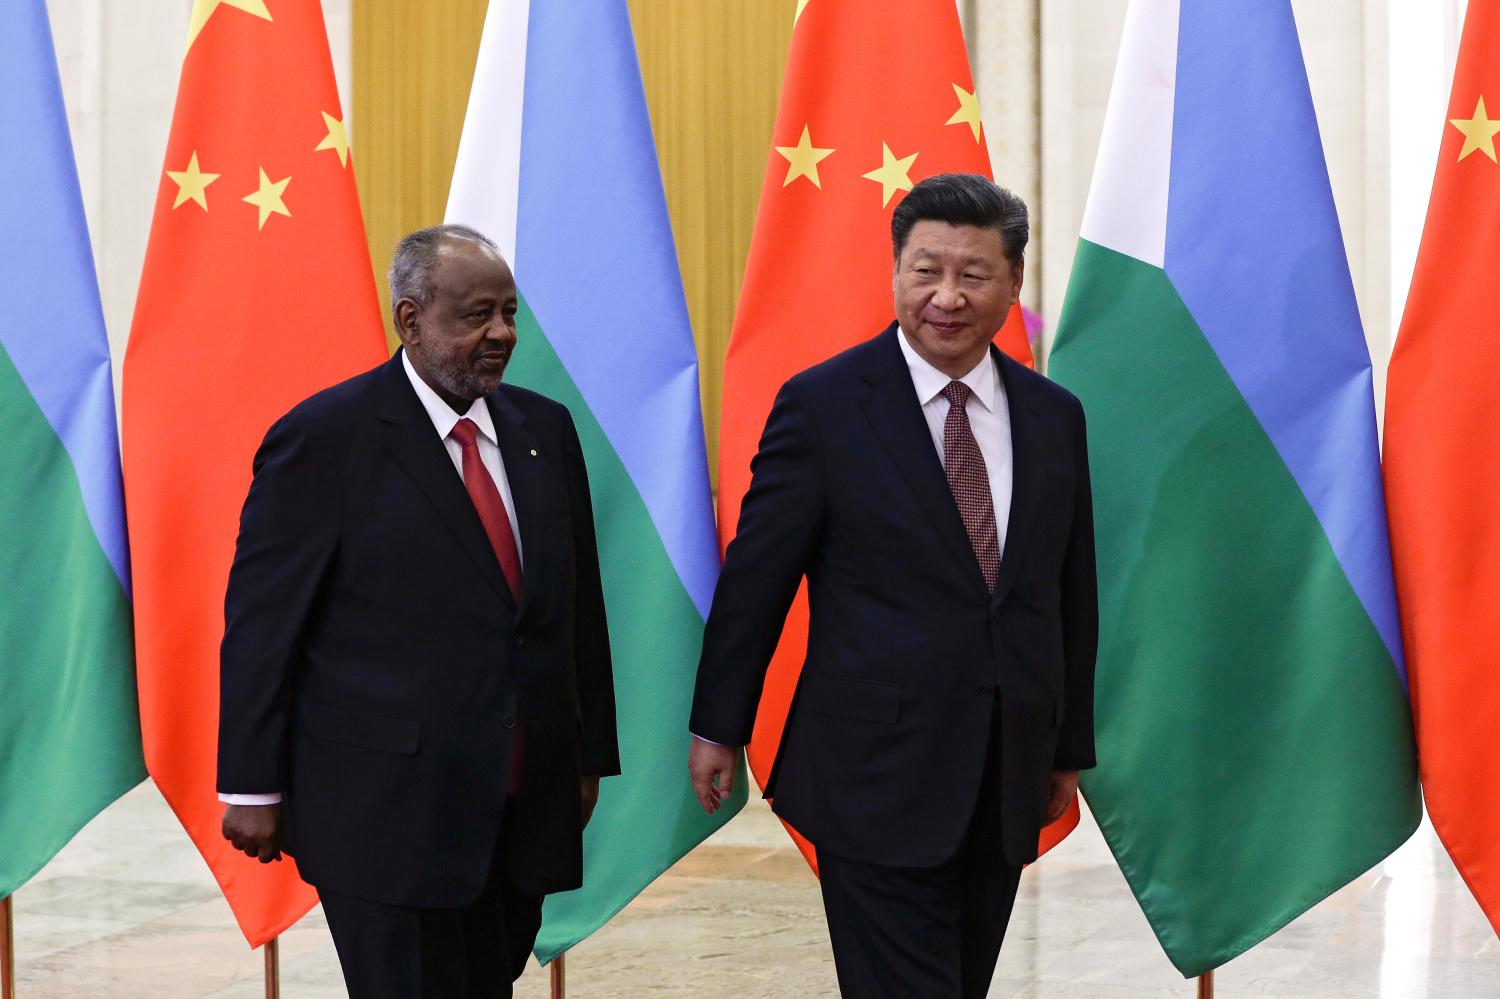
left=485, top=317, right=517, bottom=344
left=931, top=275, right=964, bottom=311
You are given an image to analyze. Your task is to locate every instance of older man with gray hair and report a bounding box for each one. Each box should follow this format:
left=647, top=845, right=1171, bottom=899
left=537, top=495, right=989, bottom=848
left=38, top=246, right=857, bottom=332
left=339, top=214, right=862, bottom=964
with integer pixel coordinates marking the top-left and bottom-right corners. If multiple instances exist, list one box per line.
left=217, top=224, right=619, bottom=998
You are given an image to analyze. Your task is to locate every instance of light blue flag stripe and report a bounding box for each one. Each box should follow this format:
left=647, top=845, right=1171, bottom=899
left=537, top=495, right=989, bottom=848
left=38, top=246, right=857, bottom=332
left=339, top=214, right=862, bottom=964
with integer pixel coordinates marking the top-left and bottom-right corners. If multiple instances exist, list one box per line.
left=0, top=0, right=129, bottom=592
left=1163, top=0, right=1401, bottom=673
left=514, top=0, right=718, bottom=617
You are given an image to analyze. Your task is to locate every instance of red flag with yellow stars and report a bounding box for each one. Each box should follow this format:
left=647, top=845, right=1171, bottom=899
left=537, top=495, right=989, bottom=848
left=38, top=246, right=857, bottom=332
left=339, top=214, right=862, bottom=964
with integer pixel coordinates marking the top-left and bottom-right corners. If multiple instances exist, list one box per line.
left=122, top=0, right=386, bottom=946
left=719, top=0, right=1065, bottom=874
left=1384, top=0, right=1500, bottom=936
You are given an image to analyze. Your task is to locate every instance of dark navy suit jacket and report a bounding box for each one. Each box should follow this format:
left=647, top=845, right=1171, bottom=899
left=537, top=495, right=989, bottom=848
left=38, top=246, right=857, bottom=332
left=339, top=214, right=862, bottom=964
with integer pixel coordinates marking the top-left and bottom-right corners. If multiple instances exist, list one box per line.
left=692, top=323, right=1097, bottom=868
left=218, top=352, right=618, bottom=905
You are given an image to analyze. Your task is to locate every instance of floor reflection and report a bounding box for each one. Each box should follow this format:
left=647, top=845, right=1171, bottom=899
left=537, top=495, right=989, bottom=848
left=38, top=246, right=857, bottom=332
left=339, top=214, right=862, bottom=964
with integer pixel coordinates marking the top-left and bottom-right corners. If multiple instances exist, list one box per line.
left=7, top=785, right=1497, bottom=997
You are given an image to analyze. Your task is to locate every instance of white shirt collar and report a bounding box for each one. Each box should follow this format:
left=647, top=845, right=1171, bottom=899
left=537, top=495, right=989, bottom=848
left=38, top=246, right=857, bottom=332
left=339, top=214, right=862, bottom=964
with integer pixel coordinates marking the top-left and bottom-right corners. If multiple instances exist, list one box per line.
left=401, top=349, right=498, bottom=446
left=896, top=326, right=998, bottom=412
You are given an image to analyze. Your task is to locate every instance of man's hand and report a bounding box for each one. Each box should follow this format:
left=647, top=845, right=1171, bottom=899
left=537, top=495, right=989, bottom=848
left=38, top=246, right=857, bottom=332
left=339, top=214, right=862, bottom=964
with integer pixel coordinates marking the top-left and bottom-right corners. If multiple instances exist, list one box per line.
left=581, top=774, right=601, bottom=828
left=688, top=737, right=738, bottom=814
left=1043, top=770, right=1081, bottom=826
left=222, top=803, right=285, bottom=863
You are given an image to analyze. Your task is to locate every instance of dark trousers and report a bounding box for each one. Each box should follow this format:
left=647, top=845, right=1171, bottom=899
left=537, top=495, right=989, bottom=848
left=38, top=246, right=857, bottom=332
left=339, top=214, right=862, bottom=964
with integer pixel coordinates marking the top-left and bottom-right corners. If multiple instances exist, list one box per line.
left=817, top=712, right=1025, bottom=999
left=319, top=807, right=542, bottom=999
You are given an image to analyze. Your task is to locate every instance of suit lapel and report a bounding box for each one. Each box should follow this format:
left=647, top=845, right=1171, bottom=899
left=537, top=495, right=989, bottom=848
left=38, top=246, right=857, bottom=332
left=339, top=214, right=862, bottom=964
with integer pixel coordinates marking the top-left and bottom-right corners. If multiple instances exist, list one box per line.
left=992, top=349, right=1044, bottom=607
left=378, top=356, right=514, bottom=606
left=487, top=389, right=547, bottom=619
left=857, top=324, right=991, bottom=596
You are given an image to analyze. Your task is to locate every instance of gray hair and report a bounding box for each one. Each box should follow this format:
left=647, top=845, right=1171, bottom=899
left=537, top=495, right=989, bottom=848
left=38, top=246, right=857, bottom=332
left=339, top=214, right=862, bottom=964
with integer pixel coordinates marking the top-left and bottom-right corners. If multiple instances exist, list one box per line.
left=388, top=223, right=499, bottom=324
left=890, top=173, right=1028, bottom=264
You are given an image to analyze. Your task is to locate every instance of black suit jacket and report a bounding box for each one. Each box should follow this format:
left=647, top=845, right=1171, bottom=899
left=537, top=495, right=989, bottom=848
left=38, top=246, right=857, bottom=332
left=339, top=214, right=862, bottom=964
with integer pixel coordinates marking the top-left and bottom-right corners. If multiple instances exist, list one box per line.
left=218, top=352, right=619, bottom=905
left=691, top=324, right=1096, bottom=868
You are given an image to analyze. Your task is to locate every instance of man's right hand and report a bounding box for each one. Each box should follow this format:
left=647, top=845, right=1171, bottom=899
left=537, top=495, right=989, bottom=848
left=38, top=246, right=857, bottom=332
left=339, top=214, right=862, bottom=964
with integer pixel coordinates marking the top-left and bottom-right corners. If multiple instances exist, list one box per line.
left=222, top=803, right=285, bottom=863
left=688, top=737, right=739, bottom=815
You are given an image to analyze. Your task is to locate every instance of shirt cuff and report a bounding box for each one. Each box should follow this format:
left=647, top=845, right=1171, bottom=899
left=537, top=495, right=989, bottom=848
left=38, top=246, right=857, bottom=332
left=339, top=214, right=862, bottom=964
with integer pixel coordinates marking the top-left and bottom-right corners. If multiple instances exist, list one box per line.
left=691, top=733, right=725, bottom=747
left=219, top=792, right=283, bottom=805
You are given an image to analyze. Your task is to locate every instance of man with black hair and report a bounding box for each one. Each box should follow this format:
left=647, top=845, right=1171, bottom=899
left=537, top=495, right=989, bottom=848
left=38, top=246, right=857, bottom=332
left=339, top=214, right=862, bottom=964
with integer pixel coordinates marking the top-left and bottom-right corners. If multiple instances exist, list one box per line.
left=689, top=174, right=1098, bottom=998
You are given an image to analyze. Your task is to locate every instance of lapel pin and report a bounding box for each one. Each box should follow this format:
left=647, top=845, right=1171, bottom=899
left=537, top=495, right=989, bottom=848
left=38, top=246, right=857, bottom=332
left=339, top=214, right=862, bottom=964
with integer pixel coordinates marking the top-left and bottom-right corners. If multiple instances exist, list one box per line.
left=530, top=449, right=538, bottom=457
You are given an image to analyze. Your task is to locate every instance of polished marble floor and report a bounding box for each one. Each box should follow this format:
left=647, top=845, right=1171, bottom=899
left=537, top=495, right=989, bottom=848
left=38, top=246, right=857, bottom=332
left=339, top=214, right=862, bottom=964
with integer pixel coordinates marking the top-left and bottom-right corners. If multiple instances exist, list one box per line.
left=8, top=782, right=1497, bottom=997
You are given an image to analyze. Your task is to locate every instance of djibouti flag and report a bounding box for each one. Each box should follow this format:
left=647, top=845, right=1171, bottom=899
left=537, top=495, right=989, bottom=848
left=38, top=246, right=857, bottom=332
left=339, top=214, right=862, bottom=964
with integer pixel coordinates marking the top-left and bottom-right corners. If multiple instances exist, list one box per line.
left=1049, top=0, right=1420, bottom=977
left=0, top=0, right=144, bottom=897
left=446, top=0, right=740, bottom=962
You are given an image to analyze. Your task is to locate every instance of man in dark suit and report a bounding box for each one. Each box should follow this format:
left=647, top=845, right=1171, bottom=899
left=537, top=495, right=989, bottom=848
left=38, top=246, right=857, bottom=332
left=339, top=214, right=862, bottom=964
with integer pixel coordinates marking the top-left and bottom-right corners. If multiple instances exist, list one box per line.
left=217, top=224, right=619, bottom=999
left=689, top=174, right=1097, bottom=998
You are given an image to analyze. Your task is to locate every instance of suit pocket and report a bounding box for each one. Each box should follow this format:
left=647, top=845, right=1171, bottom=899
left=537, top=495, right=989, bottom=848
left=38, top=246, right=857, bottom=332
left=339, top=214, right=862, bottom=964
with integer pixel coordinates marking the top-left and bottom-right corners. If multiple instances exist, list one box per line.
left=300, top=701, right=420, bottom=755
left=803, top=673, right=901, bottom=724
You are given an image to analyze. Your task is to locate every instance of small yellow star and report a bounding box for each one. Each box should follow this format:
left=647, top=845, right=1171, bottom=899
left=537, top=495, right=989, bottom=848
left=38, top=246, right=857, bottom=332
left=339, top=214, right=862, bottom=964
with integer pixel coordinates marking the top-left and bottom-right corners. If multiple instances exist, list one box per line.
left=315, top=112, right=350, bottom=167
left=242, top=168, right=291, bottom=229
left=775, top=125, right=835, bottom=189
left=1450, top=95, right=1500, bottom=163
left=165, top=151, right=220, bottom=211
left=861, top=143, right=919, bottom=207
left=945, top=83, right=983, bottom=143
left=794, top=0, right=811, bottom=24
left=186, top=0, right=272, bottom=52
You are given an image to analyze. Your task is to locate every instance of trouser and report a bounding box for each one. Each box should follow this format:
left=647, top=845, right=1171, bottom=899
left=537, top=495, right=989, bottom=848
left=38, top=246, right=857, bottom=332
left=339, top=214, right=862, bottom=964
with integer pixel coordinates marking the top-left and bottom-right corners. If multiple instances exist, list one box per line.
left=817, top=711, right=1025, bottom=999
left=319, top=806, right=542, bottom=999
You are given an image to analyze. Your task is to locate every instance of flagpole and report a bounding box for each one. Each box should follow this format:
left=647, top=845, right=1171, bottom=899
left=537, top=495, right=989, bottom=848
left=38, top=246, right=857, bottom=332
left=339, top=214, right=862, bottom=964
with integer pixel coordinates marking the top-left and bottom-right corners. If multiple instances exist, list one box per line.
left=263, top=936, right=280, bottom=999
left=550, top=953, right=565, bottom=999
left=1, top=895, right=14, bottom=999
left=1196, top=970, right=1214, bottom=997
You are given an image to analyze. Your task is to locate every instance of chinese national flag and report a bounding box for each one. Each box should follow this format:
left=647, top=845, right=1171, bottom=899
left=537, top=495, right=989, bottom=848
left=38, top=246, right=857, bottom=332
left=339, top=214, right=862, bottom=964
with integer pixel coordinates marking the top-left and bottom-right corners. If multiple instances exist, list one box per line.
left=720, top=0, right=1065, bottom=874
left=122, top=0, right=386, bottom=946
left=1383, top=0, right=1500, bottom=935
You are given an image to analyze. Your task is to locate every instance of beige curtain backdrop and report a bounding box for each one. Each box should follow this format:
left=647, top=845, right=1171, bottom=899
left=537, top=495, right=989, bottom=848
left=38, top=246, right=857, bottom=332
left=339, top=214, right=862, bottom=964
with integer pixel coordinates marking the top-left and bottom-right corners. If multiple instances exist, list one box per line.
left=352, top=1, right=795, bottom=472
left=962, top=0, right=1043, bottom=314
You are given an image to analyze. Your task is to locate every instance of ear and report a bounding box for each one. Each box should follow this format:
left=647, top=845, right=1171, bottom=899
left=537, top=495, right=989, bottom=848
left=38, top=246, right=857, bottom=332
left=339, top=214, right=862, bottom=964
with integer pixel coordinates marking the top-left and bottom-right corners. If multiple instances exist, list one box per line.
left=1008, top=256, right=1025, bottom=305
left=393, top=299, right=420, bottom=347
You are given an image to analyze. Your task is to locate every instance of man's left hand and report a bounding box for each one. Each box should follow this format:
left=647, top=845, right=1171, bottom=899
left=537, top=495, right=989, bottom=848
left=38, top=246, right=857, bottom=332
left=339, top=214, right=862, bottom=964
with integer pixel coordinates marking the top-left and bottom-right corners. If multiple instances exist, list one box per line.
left=581, top=774, right=601, bottom=828
left=1043, top=770, right=1080, bottom=825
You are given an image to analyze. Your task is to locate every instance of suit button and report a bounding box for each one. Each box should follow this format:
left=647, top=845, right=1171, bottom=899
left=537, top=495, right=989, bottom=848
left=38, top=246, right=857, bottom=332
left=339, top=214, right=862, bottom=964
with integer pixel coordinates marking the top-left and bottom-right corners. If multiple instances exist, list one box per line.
left=514, top=634, right=526, bottom=648
left=502, top=714, right=517, bottom=729
left=977, top=685, right=995, bottom=695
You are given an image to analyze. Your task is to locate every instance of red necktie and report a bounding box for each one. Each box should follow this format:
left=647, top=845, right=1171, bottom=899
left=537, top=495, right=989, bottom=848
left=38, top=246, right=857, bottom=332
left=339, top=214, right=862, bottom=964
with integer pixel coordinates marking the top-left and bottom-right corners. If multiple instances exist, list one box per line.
left=449, top=417, right=526, bottom=794
left=449, top=418, right=523, bottom=602
left=941, top=381, right=1000, bottom=591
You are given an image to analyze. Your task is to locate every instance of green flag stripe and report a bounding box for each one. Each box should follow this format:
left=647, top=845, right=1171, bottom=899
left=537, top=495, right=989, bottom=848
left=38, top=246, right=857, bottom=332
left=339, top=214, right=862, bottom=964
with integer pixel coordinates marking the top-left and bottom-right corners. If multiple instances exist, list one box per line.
left=505, top=296, right=745, bottom=962
left=0, top=341, right=144, bottom=897
left=1051, top=241, right=1419, bottom=975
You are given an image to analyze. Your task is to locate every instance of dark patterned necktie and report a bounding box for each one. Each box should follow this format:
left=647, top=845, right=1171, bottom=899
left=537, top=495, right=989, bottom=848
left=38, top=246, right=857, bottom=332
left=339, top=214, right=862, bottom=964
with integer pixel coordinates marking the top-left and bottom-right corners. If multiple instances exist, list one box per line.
left=941, top=381, right=1000, bottom=591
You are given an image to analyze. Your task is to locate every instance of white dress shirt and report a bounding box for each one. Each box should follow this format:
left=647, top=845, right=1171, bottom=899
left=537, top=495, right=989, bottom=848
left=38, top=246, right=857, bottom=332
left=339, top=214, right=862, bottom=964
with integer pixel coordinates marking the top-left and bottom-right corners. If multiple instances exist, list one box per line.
left=220, top=353, right=523, bottom=806
left=692, top=330, right=1014, bottom=751
left=896, top=327, right=1013, bottom=558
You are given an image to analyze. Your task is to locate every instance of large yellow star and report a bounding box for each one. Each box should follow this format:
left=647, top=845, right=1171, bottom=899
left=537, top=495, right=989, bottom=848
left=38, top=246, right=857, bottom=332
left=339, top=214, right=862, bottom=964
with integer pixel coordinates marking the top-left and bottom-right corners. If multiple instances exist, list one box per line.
left=186, top=0, right=272, bottom=52
left=1451, top=95, right=1500, bottom=163
left=945, top=83, right=983, bottom=143
left=775, top=125, right=835, bottom=189
left=242, top=168, right=291, bottom=229
left=165, top=151, right=220, bottom=211
left=861, top=143, right=919, bottom=207
left=315, top=111, right=350, bottom=167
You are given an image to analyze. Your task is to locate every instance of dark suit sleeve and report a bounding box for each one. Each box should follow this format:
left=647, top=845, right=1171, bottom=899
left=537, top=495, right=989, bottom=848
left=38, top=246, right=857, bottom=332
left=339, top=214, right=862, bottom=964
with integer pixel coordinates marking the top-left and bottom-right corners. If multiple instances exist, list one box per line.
left=562, top=412, right=620, bottom=777
left=690, top=377, right=826, bottom=747
left=1054, top=398, right=1098, bottom=772
left=217, top=414, right=340, bottom=793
